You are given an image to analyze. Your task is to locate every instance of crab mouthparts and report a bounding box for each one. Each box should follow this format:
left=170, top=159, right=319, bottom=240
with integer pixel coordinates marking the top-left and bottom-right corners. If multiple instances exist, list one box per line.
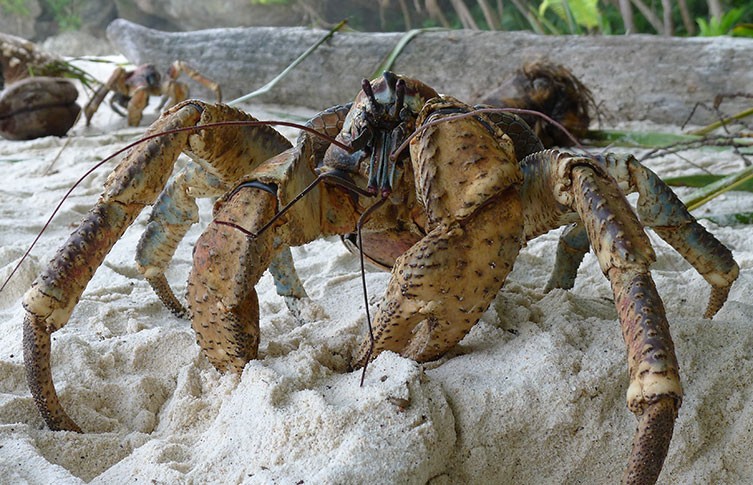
left=366, top=126, right=408, bottom=197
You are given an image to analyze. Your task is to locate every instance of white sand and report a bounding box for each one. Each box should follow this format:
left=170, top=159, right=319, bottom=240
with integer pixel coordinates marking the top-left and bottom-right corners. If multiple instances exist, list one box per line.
left=1, top=58, right=753, bottom=484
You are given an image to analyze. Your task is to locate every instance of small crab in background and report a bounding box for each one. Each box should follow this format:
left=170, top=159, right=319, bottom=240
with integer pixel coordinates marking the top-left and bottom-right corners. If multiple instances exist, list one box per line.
left=84, top=61, right=222, bottom=126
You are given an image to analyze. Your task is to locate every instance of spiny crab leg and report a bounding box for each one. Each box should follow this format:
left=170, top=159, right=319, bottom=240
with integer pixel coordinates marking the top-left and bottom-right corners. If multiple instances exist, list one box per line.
left=23, top=105, right=199, bottom=432
left=521, top=148, right=737, bottom=484
left=21, top=101, right=315, bottom=431
left=566, top=163, right=681, bottom=485
left=541, top=153, right=739, bottom=318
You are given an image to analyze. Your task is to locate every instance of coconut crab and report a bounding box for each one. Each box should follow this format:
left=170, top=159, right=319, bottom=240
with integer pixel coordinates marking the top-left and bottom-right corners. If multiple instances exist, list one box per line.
left=83, top=61, right=222, bottom=127
left=22, top=72, right=738, bottom=484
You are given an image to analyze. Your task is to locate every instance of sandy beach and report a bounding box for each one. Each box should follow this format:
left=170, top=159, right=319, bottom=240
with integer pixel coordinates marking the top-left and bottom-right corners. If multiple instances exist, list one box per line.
left=1, top=56, right=753, bottom=484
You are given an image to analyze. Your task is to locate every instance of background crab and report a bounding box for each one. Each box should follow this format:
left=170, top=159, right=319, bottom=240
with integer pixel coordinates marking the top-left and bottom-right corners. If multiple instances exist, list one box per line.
left=22, top=72, right=738, bottom=484
left=83, top=61, right=222, bottom=126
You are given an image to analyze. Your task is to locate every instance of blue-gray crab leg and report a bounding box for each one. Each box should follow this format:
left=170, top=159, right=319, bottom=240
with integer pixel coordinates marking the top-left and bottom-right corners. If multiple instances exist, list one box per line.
left=542, top=154, right=739, bottom=318
left=612, top=154, right=739, bottom=317
left=544, top=221, right=589, bottom=291
left=134, top=163, right=308, bottom=318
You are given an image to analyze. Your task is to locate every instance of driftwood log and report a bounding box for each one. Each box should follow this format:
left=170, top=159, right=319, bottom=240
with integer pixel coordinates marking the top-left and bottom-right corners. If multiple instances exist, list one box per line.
left=107, top=18, right=753, bottom=126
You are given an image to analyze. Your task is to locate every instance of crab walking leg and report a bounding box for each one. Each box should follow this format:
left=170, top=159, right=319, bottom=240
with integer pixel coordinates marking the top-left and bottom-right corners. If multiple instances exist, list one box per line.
left=565, top=163, right=681, bottom=485
left=22, top=104, right=201, bottom=431
left=165, top=60, right=222, bottom=108
left=83, top=66, right=125, bottom=125
left=135, top=162, right=225, bottom=317
left=612, top=154, right=739, bottom=317
left=540, top=154, right=739, bottom=314
left=544, top=221, right=590, bottom=292
left=23, top=100, right=302, bottom=431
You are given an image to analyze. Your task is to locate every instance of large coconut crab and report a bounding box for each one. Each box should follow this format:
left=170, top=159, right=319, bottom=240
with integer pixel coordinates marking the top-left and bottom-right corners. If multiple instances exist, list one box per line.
left=21, top=72, right=738, bottom=484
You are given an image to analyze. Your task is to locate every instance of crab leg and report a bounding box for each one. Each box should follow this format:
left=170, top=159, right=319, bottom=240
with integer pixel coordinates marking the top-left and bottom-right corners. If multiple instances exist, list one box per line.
left=162, top=60, right=222, bottom=110
left=135, top=162, right=225, bottom=317
left=22, top=101, right=305, bottom=431
left=23, top=104, right=199, bottom=431
left=615, top=154, right=739, bottom=317
left=554, top=156, right=681, bottom=485
left=542, top=153, right=739, bottom=318
left=83, top=66, right=126, bottom=125
left=543, top=221, right=590, bottom=292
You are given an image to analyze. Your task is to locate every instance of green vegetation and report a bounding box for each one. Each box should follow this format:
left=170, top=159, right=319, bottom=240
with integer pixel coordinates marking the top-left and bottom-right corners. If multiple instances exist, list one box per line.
left=0, top=0, right=30, bottom=17
left=4, top=0, right=753, bottom=37
left=402, top=0, right=753, bottom=36
left=1, top=0, right=82, bottom=32
left=44, top=0, right=82, bottom=31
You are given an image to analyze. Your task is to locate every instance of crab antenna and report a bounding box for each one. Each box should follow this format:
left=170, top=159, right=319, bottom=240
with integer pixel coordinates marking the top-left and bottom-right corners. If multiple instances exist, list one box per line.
left=215, top=171, right=376, bottom=238
left=356, top=195, right=389, bottom=387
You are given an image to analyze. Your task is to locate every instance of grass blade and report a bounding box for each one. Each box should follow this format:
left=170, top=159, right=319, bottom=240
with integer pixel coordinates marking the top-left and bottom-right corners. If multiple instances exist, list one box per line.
left=229, top=20, right=347, bottom=105
left=683, top=164, right=753, bottom=210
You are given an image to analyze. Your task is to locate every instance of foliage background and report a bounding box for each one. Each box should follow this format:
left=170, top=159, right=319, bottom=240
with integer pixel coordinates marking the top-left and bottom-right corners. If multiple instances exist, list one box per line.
left=1, top=0, right=752, bottom=39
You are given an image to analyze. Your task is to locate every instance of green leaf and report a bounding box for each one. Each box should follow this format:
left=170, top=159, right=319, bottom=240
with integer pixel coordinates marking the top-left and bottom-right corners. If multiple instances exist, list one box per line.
left=697, top=7, right=747, bottom=36
left=732, top=23, right=753, bottom=37
left=585, top=129, right=702, bottom=148
left=701, top=212, right=753, bottom=226
left=538, top=0, right=601, bottom=30
left=683, top=165, right=753, bottom=210
left=664, top=174, right=753, bottom=192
